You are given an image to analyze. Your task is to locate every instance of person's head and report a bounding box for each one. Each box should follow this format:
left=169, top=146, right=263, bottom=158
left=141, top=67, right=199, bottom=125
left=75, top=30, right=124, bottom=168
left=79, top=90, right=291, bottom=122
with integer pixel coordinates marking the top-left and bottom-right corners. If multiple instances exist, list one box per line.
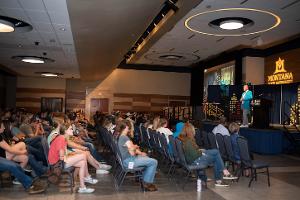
left=115, top=120, right=129, bottom=136
left=59, top=123, right=72, bottom=136
left=2, top=119, right=11, bottom=132
left=124, top=119, right=134, bottom=138
left=158, top=118, right=168, bottom=128
left=0, top=121, right=5, bottom=134
left=243, top=84, right=249, bottom=91
left=219, top=116, right=227, bottom=126
left=152, top=116, right=160, bottom=130
left=228, top=122, right=240, bottom=134
left=179, top=122, right=195, bottom=140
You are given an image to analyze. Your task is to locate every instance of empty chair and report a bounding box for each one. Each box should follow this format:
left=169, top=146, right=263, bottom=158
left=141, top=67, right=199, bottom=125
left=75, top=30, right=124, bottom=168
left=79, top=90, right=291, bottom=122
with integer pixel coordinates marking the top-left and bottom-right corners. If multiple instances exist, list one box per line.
left=237, top=136, right=270, bottom=187
left=207, top=132, right=218, bottom=149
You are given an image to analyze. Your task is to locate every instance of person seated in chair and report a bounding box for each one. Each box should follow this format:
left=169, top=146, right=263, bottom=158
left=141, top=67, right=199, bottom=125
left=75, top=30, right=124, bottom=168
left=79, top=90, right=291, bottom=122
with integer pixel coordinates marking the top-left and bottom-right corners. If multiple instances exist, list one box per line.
left=179, top=122, right=238, bottom=187
left=0, top=124, right=46, bottom=194
left=117, top=120, right=158, bottom=192
left=212, top=116, right=230, bottom=136
left=48, top=123, right=98, bottom=194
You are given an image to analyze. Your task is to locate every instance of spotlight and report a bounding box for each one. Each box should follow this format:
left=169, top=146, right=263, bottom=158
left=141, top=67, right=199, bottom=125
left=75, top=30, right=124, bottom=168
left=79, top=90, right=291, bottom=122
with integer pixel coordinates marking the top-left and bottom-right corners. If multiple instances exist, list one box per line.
left=220, top=20, right=244, bottom=30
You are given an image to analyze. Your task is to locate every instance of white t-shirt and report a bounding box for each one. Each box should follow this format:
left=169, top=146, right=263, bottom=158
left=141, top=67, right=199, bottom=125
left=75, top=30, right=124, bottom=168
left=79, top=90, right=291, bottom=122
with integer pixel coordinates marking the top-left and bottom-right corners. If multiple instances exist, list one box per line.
left=156, top=127, right=173, bottom=143
left=212, top=124, right=230, bottom=136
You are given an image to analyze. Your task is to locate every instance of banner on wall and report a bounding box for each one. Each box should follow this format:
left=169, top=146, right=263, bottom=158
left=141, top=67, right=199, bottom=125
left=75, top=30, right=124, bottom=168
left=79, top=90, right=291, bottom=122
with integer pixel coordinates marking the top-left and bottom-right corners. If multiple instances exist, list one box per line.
left=267, top=57, right=293, bottom=84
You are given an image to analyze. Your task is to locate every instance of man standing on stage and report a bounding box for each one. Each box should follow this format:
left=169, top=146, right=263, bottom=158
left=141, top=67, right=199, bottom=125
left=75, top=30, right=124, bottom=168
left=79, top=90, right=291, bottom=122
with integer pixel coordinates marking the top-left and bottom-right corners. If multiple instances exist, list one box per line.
left=240, top=84, right=253, bottom=127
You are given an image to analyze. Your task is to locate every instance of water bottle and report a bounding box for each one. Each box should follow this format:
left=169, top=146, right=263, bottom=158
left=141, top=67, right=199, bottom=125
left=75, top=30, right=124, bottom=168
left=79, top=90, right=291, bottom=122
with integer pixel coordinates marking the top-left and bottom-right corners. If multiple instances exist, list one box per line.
left=197, top=178, right=202, bottom=192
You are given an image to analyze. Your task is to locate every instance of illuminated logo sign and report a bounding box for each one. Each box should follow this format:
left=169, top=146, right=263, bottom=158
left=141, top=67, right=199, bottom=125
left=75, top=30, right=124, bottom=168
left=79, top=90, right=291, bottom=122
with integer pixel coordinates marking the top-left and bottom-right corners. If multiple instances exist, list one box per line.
left=267, top=57, right=293, bottom=84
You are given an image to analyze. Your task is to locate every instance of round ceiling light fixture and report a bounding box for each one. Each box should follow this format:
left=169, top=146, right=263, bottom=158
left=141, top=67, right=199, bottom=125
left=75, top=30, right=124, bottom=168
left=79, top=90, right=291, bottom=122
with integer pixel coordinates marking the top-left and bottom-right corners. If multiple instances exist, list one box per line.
left=35, top=72, right=63, bottom=77
left=0, top=19, right=15, bottom=32
left=0, top=15, right=33, bottom=33
left=220, top=20, right=243, bottom=30
left=159, top=55, right=184, bottom=60
left=22, top=57, right=45, bottom=64
left=184, top=8, right=281, bottom=36
left=12, top=56, right=55, bottom=64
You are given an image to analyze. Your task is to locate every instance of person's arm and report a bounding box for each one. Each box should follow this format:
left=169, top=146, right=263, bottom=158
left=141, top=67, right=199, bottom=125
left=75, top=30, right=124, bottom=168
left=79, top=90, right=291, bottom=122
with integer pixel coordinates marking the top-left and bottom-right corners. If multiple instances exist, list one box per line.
left=67, top=139, right=88, bottom=151
left=59, top=149, right=65, bottom=161
left=0, top=140, right=27, bottom=155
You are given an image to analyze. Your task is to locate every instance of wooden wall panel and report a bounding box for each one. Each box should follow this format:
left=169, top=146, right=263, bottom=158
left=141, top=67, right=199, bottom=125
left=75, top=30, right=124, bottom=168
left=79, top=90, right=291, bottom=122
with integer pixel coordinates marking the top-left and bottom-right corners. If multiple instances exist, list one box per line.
left=112, top=93, right=190, bottom=113
left=66, top=91, right=86, bottom=112
left=16, top=88, right=66, bottom=113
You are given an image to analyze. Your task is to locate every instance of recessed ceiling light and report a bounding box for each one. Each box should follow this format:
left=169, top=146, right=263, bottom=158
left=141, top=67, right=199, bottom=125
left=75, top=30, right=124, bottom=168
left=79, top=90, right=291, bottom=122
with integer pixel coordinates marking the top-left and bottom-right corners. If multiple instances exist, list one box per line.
left=35, top=72, right=63, bottom=77
left=12, top=56, right=55, bottom=64
left=21, top=57, right=45, bottom=64
left=0, top=19, right=14, bottom=32
left=159, top=55, right=183, bottom=60
left=59, top=27, right=66, bottom=31
left=41, top=73, right=58, bottom=77
left=220, top=20, right=244, bottom=30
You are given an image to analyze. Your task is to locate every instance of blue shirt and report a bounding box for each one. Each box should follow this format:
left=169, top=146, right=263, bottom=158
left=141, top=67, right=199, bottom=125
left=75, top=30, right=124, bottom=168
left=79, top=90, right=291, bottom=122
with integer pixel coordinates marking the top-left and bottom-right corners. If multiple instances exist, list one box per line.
left=241, top=90, right=253, bottom=110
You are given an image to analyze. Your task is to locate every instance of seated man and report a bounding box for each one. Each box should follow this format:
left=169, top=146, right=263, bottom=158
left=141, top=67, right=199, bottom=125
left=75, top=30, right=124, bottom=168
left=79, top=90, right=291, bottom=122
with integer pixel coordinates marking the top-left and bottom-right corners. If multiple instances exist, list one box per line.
left=212, top=116, right=230, bottom=136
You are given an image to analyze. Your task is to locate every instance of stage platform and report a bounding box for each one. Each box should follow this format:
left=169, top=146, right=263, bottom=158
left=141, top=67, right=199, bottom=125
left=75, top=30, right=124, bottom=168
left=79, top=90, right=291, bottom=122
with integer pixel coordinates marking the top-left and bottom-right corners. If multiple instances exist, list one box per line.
left=202, top=122, right=298, bottom=155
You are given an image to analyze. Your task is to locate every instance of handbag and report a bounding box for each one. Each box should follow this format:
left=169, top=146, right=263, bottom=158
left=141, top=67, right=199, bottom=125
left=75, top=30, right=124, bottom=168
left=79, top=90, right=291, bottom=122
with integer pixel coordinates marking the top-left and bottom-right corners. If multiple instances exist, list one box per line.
left=48, top=160, right=64, bottom=184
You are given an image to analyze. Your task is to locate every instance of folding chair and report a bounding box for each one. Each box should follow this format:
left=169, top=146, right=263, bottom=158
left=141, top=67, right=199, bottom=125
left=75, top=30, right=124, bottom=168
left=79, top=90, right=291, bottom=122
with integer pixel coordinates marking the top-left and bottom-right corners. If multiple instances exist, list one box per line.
left=237, top=136, right=270, bottom=187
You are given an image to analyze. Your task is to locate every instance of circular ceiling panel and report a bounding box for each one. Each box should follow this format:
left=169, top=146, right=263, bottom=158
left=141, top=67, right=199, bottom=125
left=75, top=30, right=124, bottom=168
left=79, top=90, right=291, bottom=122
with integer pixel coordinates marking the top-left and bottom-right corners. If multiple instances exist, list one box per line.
left=144, top=52, right=200, bottom=63
left=184, top=8, right=281, bottom=37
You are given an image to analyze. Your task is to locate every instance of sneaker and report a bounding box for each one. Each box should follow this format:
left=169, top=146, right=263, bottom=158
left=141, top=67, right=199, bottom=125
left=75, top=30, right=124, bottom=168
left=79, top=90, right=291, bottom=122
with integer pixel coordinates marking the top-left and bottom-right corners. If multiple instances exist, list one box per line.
left=84, top=176, right=98, bottom=184
left=99, top=163, right=112, bottom=170
left=96, top=169, right=110, bottom=174
left=215, top=181, right=229, bottom=187
left=78, top=187, right=95, bottom=194
left=223, top=174, right=238, bottom=180
left=27, top=185, right=45, bottom=194
left=13, top=179, right=21, bottom=185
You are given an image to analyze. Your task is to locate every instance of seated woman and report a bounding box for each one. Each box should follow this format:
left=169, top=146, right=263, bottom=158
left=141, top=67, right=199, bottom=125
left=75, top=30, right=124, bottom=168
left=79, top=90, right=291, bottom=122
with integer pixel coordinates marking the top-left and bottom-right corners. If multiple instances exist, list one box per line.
left=117, top=120, right=158, bottom=192
left=0, top=120, right=28, bottom=169
left=48, top=123, right=98, bottom=194
left=179, top=122, right=237, bottom=187
left=156, top=118, right=173, bottom=143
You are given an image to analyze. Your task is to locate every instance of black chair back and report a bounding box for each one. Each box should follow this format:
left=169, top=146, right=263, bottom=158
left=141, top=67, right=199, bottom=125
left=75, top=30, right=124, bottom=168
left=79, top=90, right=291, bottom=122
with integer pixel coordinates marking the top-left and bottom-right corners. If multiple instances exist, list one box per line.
left=237, top=136, right=252, bottom=167
left=202, top=131, right=210, bottom=149
left=194, top=129, right=202, bottom=147
left=174, top=139, right=188, bottom=167
left=169, top=135, right=180, bottom=163
left=207, top=132, right=217, bottom=149
left=223, top=135, right=235, bottom=162
left=216, top=133, right=228, bottom=160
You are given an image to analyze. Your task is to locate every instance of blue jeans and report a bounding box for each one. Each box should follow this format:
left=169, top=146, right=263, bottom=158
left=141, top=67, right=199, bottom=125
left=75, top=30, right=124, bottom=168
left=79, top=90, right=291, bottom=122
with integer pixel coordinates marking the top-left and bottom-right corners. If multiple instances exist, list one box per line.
left=0, top=157, right=32, bottom=190
left=28, top=154, right=48, bottom=177
left=84, top=142, right=104, bottom=162
left=123, top=156, right=158, bottom=183
left=193, top=149, right=225, bottom=181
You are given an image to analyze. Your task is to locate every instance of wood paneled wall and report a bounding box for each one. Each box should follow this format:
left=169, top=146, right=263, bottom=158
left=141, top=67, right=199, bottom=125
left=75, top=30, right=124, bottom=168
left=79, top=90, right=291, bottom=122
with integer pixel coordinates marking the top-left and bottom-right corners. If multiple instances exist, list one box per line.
left=113, top=93, right=190, bottom=112
left=16, top=88, right=65, bottom=113
left=66, top=91, right=86, bottom=112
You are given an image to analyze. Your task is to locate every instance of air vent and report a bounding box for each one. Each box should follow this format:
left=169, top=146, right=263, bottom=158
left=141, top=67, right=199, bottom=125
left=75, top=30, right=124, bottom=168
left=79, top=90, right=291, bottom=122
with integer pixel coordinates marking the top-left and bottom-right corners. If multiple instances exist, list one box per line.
left=281, top=0, right=300, bottom=10
left=216, top=37, right=225, bottom=42
left=240, top=0, right=248, bottom=5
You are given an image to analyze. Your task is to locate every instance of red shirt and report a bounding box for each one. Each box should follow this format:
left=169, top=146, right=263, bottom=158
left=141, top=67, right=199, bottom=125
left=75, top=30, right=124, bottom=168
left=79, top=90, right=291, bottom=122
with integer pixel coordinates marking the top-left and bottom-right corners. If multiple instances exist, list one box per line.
left=48, top=135, right=67, bottom=165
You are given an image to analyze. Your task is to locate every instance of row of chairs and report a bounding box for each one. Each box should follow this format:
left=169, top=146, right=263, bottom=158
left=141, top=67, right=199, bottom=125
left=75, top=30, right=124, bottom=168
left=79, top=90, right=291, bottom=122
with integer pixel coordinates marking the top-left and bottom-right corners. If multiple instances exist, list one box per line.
left=97, top=126, right=145, bottom=191
left=200, top=131, right=270, bottom=187
left=137, top=125, right=208, bottom=189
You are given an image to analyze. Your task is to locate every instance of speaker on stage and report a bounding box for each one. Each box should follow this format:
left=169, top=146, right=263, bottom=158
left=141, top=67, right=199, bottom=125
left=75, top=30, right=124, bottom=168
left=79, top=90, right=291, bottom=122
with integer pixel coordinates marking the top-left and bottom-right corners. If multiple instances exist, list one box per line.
left=252, top=98, right=272, bottom=129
